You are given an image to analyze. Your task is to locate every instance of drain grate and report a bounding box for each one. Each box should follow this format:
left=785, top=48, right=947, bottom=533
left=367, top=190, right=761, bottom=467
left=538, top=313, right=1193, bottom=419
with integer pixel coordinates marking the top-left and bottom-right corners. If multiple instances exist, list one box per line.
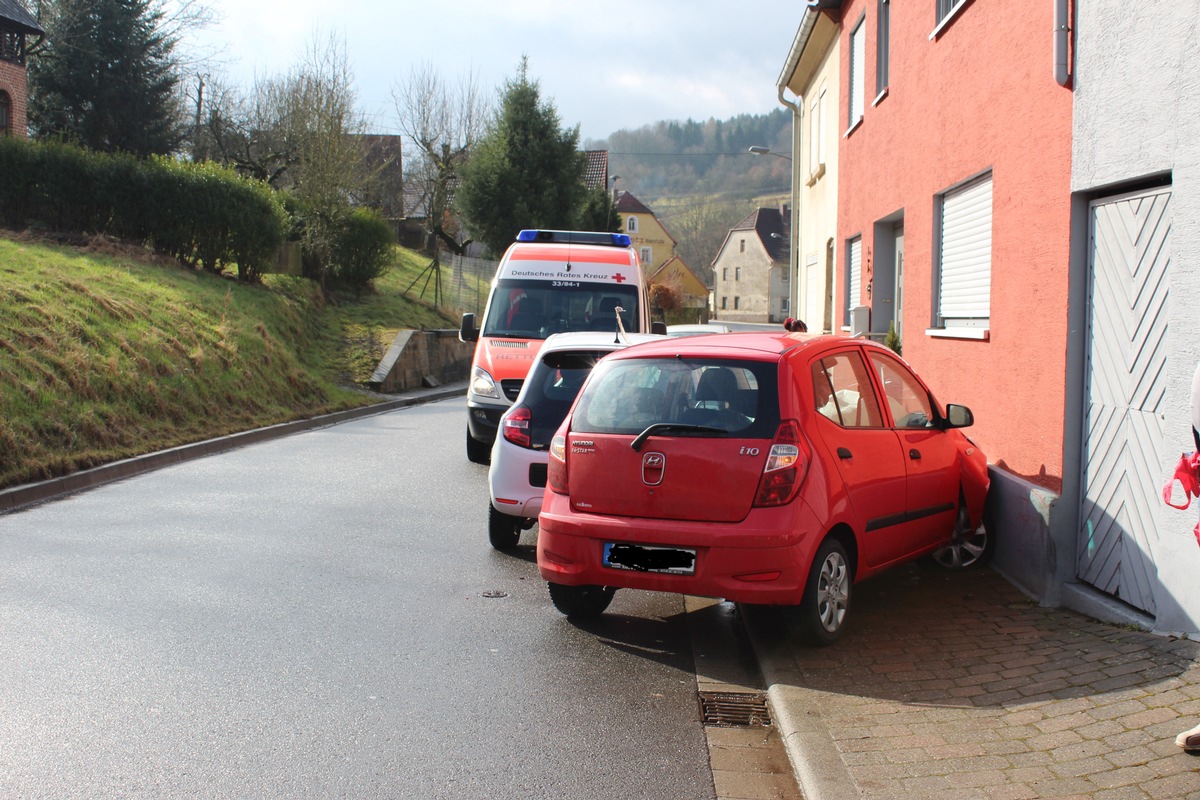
left=698, top=691, right=771, bottom=728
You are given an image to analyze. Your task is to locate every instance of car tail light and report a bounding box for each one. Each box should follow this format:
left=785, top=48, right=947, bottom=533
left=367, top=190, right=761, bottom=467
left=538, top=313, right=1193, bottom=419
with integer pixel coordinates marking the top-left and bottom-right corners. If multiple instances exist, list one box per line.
left=547, top=433, right=569, bottom=494
left=753, top=420, right=810, bottom=507
left=501, top=405, right=532, bottom=448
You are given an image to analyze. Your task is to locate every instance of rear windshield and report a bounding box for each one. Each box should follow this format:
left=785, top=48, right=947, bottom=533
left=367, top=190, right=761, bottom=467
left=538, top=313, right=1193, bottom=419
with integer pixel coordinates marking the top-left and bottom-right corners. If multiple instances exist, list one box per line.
left=572, top=357, right=780, bottom=438
left=482, top=279, right=642, bottom=339
left=522, top=350, right=610, bottom=447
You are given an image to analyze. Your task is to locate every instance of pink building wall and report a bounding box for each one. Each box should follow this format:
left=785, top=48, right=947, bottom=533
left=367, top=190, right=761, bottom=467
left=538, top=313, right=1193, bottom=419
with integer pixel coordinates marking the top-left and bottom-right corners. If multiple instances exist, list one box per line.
left=835, top=0, right=1073, bottom=491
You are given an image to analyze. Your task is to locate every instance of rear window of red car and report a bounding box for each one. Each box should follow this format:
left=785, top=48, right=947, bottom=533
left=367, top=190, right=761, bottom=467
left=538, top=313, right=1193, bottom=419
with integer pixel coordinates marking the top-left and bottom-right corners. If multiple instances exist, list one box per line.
left=571, top=357, right=780, bottom=438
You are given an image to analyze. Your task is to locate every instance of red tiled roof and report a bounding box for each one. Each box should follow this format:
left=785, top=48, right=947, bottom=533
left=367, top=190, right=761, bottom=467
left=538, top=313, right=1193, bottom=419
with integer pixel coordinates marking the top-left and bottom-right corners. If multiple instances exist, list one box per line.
left=614, top=190, right=653, bottom=214
left=583, top=150, right=608, bottom=191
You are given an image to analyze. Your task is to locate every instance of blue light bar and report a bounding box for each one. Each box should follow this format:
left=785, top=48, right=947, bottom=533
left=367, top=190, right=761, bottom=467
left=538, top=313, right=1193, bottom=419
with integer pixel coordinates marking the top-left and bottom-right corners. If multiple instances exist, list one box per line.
left=515, top=230, right=632, bottom=248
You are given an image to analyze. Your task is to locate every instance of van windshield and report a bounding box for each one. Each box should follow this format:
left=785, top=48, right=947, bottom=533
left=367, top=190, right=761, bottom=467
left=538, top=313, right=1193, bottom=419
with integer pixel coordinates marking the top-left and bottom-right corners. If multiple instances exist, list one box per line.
left=481, top=279, right=643, bottom=339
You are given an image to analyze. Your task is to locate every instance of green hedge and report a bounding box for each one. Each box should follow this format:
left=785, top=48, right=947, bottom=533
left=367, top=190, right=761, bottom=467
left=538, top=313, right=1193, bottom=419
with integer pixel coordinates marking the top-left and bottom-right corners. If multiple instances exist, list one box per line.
left=330, top=207, right=394, bottom=291
left=0, top=137, right=286, bottom=281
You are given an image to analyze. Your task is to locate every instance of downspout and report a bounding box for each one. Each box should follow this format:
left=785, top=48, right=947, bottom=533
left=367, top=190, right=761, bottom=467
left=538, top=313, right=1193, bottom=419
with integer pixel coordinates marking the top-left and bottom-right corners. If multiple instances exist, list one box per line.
left=776, top=6, right=822, bottom=329
left=1053, top=0, right=1071, bottom=86
left=777, top=86, right=803, bottom=326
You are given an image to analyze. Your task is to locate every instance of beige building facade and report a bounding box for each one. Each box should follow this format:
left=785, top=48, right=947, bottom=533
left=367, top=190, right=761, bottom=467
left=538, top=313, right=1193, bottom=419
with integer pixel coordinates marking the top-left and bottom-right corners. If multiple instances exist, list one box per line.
left=615, top=191, right=677, bottom=272
left=780, top=9, right=841, bottom=335
left=711, top=207, right=789, bottom=323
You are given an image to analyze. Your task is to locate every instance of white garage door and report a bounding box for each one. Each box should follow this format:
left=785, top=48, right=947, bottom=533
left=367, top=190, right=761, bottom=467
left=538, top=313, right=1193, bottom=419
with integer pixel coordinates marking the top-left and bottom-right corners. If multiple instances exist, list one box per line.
left=1078, top=187, right=1172, bottom=615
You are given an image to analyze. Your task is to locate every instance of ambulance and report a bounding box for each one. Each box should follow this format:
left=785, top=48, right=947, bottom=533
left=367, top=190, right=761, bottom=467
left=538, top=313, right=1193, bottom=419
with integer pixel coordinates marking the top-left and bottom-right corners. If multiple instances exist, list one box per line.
left=460, top=229, right=666, bottom=463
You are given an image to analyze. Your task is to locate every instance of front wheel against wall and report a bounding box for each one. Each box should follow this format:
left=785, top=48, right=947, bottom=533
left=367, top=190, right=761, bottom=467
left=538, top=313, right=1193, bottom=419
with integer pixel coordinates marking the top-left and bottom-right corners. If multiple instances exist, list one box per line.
left=930, top=495, right=994, bottom=570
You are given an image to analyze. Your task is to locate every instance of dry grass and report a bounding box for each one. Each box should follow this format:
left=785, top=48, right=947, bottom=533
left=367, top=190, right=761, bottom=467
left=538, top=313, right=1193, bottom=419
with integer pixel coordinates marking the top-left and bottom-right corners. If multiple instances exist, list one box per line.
left=0, top=233, right=465, bottom=490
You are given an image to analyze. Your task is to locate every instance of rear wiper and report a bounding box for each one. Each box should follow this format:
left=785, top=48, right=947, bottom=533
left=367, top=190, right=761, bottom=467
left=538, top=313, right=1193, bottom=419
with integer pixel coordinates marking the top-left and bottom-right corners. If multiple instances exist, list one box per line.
left=631, top=423, right=722, bottom=452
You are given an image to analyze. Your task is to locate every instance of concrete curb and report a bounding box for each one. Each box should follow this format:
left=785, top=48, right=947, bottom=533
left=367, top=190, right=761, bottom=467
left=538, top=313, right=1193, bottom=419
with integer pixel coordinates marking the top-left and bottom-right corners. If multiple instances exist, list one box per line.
left=739, top=604, right=860, bottom=800
left=0, top=384, right=465, bottom=515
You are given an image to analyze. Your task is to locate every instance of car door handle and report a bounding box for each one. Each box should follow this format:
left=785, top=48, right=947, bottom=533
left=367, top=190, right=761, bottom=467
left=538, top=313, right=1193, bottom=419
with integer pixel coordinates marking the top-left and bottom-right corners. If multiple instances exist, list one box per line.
left=837, top=447, right=853, bottom=459
left=909, top=449, right=921, bottom=460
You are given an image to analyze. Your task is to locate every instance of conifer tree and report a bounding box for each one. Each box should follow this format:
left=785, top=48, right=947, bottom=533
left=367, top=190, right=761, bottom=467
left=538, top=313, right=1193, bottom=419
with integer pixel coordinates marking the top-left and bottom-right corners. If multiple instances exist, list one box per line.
left=456, top=58, right=587, bottom=257
left=29, top=0, right=183, bottom=156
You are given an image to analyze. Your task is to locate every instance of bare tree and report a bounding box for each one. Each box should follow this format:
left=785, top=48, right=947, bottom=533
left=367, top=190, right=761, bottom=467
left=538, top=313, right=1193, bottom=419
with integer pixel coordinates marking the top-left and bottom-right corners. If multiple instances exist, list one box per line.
left=664, top=197, right=753, bottom=286
left=198, top=32, right=371, bottom=289
left=392, top=64, right=489, bottom=262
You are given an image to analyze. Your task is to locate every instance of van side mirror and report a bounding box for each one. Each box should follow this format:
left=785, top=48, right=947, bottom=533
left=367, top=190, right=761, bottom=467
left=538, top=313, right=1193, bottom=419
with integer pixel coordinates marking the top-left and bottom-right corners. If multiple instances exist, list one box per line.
left=651, top=321, right=668, bottom=335
left=459, top=313, right=479, bottom=343
left=943, top=404, right=974, bottom=428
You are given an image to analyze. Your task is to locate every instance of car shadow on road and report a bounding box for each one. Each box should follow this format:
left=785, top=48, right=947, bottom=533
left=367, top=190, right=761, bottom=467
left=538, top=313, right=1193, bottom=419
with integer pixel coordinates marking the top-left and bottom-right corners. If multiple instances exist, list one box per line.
left=566, top=603, right=701, bottom=674
left=497, top=542, right=538, bottom=564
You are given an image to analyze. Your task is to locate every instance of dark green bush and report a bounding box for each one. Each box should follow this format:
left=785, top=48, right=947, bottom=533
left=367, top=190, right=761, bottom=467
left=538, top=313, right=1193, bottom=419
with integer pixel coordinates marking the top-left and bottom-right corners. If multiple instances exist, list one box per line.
left=330, top=207, right=394, bottom=292
left=0, top=137, right=36, bottom=226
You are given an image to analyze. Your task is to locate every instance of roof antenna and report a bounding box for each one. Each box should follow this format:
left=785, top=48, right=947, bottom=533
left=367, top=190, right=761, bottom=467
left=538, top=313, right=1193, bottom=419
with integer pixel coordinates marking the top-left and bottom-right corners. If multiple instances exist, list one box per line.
left=613, top=306, right=627, bottom=344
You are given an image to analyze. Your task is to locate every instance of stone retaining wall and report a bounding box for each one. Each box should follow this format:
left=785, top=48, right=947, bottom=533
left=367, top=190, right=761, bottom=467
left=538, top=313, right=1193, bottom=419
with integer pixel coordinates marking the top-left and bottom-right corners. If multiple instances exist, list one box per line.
left=368, top=329, right=474, bottom=393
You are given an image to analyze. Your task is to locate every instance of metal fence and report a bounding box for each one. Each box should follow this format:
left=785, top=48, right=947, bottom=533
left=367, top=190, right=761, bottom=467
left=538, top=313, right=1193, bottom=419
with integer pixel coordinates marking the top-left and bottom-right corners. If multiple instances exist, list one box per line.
left=403, top=251, right=498, bottom=318
left=448, top=253, right=498, bottom=317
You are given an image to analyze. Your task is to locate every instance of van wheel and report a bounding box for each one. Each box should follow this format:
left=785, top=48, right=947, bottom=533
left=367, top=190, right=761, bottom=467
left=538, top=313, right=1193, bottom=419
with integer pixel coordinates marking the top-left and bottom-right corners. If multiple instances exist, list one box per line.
left=930, top=497, right=993, bottom=569
left=466, top=428, right=490, bottom=465
left=798, top=538, right=851, bottom=646
left=547, top=583, right=616, bottom=618
left=488, top=505, right=521, bottom=550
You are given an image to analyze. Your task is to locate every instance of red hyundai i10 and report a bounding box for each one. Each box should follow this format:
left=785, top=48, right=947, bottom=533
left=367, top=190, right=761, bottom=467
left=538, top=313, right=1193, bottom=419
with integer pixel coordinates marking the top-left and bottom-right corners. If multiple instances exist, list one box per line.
left=536, top=330, right=990, bottom=644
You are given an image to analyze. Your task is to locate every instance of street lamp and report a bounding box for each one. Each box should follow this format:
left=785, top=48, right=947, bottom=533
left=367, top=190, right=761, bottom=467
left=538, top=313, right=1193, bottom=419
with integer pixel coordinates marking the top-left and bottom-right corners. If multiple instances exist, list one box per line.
left=750, top=145, right=799, bottom=326
left=747, top=145, right=791, bottom=161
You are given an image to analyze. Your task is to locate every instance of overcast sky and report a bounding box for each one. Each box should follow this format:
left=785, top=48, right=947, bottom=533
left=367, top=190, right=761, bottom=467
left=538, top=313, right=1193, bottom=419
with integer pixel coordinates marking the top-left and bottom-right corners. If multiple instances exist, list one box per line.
left=187, top=0, right=803, bottom=144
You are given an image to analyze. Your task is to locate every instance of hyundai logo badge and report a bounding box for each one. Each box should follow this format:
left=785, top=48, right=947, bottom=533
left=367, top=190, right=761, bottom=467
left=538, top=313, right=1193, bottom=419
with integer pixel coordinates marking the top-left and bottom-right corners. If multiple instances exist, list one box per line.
left=642, top=452, right=665, bottom=486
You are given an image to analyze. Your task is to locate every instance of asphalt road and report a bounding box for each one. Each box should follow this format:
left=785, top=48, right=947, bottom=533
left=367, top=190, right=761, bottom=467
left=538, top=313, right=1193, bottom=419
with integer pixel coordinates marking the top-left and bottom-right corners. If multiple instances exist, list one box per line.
left=0, top=398, right=718, bottom=799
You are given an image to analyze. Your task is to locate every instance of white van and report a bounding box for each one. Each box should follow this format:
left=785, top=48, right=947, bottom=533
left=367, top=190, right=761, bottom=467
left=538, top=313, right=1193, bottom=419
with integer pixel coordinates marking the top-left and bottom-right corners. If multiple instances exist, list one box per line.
left=460, top=229, right=665, bottom=463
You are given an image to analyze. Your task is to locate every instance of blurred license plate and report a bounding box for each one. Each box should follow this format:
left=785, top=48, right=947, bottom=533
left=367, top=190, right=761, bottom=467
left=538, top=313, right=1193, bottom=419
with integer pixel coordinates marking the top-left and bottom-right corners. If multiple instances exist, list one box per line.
left=603, top=543, right=696, bottom=575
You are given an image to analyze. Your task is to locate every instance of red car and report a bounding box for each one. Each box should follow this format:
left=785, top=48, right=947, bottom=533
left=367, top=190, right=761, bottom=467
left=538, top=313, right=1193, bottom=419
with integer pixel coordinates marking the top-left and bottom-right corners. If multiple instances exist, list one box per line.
left=536, top=331, right=990, bottom=644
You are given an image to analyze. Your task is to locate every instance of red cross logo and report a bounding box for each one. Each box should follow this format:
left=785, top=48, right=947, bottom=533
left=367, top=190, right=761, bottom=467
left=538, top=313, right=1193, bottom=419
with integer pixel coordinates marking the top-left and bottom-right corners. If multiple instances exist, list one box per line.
left=613, top=273, right=627, bottom=283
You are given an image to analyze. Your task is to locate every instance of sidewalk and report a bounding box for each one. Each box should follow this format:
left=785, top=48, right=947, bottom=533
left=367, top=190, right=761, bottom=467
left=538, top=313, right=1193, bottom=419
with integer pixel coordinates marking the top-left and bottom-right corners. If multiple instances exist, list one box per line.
left=742, top=563, right=1200, bottom=800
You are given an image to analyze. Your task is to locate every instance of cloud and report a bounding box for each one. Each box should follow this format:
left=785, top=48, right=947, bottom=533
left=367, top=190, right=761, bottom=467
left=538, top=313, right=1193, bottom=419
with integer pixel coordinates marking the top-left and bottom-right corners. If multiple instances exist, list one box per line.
left=188, top=0, right=801, bottom=140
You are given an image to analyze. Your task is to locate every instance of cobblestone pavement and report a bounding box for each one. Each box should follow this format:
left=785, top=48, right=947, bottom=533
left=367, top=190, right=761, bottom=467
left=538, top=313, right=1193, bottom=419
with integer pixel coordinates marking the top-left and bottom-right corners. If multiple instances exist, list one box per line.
left=743, top=563, right=1200, bottom=800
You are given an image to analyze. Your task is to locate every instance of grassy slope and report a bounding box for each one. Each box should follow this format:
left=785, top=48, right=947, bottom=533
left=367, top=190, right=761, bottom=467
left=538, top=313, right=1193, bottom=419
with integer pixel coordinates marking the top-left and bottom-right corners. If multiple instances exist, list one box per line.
left=0, top=234, right=467, bottom=490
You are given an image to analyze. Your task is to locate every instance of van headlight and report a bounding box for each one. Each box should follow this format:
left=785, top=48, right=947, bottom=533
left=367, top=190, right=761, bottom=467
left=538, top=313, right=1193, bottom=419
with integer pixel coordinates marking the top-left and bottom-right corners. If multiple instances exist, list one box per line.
left=469, top=367, right=501, bottom=400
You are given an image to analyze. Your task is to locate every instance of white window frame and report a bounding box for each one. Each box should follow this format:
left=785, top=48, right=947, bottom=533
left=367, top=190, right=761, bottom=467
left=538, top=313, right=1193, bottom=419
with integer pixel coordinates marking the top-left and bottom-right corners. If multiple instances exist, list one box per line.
left=626, top=216, right=638, bottom=233
left=937, top=0, right=965, bottom=22
left=876, top=0, right=890, bottom=101
left=845, top=236, right=862, bottom=328
left=808, top=86, right=827, bottom=184
left=640, top=247, right=652, bottom=265
left=928, top=172, right=992, bottom=340
left=848, top=16, right=866, bottom=132
left=932, top=0, right=970, bottom=37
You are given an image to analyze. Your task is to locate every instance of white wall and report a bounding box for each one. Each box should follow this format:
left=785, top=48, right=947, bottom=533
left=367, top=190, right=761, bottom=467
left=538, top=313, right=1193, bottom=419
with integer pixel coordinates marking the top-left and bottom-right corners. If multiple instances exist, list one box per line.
left=1072, top=3, right=1200, bottom=633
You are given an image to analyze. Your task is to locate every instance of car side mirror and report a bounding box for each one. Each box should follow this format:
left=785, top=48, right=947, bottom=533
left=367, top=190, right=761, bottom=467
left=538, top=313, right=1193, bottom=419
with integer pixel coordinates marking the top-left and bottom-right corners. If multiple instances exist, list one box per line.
left=944, top=404, right=974, bottom=428
left=460, top=313, right=479, bottom=343
left=651, top=321, right=668, bottom=335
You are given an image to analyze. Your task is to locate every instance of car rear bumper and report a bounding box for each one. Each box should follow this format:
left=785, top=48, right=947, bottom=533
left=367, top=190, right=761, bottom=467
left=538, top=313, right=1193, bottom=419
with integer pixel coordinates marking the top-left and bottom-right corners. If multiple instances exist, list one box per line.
left=536, top=493, right=818, bottom=605
left=491, top=494, right=543, bottom=519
